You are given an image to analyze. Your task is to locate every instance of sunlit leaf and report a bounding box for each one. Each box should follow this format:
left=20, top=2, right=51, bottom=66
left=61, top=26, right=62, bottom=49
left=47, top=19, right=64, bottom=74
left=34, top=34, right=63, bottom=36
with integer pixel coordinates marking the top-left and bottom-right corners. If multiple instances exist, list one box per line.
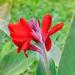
left=0, top=3, right=10, bottom=35
left=0, top=51, right=37, bottom=75
left=47, top=43, right=62, bottom=66
left=0, top=41, right=14, bottom=62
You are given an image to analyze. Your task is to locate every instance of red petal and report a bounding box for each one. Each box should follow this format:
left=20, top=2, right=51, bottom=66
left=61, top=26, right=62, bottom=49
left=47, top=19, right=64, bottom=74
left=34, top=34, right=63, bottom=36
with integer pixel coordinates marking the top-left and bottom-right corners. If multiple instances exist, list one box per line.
left=48, top=23, right=64, bottom=36
left=23, top=44, right=39, bottom=58
left=8, top=23, right=24, bottom=33
left=22, top=39, right=31, bottom=50
left=17, top=46, right=22, bottom=53
left=10, top=32, right=32, bottom=41
left=42, top=14, right=52, bottom=35
left=31, top=31, right=40, bottom=42
left=23, top=49, right=28, bottom=58
left=16, top=21, right=29, bottom=33
left=10, top=32, right=25, bottom=41
left=12, top=38, right=23, bottom=47
left=28, top=44, right=39, bottom=52
left=17, top=39, right=31, bottom=57
left=45, top=37, right=52, bottom=51
left=8, top=24, right=15, bottom=32
left=20, top=18, right=32, bottom=32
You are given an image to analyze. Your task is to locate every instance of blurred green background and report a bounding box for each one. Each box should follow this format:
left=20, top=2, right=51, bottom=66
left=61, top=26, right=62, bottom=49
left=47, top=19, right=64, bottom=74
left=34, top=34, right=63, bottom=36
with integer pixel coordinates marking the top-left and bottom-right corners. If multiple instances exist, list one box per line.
left=0, top=0, right=75, bottom=75
left=0, top=0, right=75, bottom=49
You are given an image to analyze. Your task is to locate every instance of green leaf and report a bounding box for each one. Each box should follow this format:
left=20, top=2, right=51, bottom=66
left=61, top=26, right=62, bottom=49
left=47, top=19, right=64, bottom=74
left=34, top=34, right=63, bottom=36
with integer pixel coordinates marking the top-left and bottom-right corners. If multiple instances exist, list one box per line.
left=36, top=59, right=46, bottom=75
left=0, top=41, right=14, bottom=62
left=49, top=59, right=56, bottom=75
left=0, top=51, right=37, bottom=75
left=22, top=59, right=38, bottom=75
left=47, top=43, right=61, bottom=66
left=0, top=3, right=10, bottom=36
left=58, top=15, right=75, bottom=75
left=0, top=19, right=9, bottom=35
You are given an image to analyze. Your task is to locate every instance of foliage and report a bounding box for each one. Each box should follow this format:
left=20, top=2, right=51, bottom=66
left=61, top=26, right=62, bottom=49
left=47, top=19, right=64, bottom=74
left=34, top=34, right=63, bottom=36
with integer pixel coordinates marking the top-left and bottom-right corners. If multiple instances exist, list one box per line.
left=57, top=15, right=75, bottom=75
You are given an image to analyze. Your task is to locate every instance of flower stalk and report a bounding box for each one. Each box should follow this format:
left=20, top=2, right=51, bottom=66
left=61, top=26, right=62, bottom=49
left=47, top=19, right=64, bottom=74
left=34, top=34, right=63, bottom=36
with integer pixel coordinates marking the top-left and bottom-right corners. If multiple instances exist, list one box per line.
left=8, top=14, right=64, bottom=75
left=39, top=41, right=50, bottom=75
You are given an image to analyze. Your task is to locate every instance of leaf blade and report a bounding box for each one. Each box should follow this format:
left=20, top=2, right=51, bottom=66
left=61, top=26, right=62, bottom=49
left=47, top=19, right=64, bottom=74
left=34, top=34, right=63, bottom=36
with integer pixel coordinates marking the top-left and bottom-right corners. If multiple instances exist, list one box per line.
left=58, top=15, right=75, bottom=75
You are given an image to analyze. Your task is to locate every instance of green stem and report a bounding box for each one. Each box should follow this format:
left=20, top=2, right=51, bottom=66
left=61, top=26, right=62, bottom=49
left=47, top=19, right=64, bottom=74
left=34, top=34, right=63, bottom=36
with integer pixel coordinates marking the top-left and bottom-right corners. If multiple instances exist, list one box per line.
left=39, top=42, right=50, bottom=75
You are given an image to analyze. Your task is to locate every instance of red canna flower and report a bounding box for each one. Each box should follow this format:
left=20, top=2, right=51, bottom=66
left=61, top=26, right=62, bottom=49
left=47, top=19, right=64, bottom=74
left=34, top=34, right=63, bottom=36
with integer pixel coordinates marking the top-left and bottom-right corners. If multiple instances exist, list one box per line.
left=41, top=14, right=64, bottom=51
left=8, top=14, right=64, bottom=57
left=8, top=18, right=40, bottom=57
